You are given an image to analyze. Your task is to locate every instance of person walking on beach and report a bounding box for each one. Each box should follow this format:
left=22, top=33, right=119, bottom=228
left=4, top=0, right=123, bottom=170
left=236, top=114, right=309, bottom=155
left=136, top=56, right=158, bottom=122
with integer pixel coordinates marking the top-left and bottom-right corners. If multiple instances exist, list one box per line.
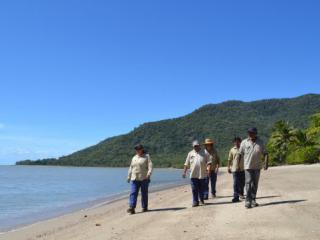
left=227, top=137, right=245, bottom=203
left=203, top=138, right=220, bottom=199
left=127, top=144, right=153, bottom=214
left=237, top=127, right=269, bottom=208
left=182, top=140, right=211, bottom=207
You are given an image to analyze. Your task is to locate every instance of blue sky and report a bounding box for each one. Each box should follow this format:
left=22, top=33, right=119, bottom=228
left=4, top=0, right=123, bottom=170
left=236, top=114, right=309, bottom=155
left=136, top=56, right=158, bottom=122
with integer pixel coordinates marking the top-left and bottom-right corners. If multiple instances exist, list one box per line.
left=1, top=0, right=320, bottom=164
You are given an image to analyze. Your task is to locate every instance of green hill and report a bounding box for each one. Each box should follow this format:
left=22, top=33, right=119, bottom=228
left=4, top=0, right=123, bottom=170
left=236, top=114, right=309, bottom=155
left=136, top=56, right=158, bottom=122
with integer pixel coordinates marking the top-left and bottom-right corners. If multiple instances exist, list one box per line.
left=16, top=94, right=320, bottom=168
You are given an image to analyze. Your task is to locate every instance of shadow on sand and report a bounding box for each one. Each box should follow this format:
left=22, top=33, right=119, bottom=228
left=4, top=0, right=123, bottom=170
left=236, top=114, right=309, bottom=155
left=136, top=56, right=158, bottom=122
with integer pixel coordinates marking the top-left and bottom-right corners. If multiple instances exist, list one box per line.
left=205, top=201, right=236, bottom=206
left=206, top=195, right=280, bottom=205
left=205, top=199, right=306, bottom=207
left=256, top=195, right=281, bottom=199
left=259, top=199, right=306, bottom=207
left=142, top=207, right=187, bottom=213
left=215, top=195, right=280, bottom=200
left=215, top=195, right=233, bottom=199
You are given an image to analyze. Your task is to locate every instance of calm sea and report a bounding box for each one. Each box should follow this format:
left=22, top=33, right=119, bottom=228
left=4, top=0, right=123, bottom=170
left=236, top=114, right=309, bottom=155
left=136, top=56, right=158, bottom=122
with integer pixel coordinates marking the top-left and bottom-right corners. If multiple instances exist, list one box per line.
left=0, top=165, right=187, bottom=232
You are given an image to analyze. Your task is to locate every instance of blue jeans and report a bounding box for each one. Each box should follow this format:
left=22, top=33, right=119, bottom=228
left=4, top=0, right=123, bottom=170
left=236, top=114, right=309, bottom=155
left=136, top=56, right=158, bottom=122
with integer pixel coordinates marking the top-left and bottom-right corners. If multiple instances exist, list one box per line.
left=204, top=172, right=217, bottom=198
left=190, top=178, right=205, bottom=204
left=129, top=179, right=149, bottom=209
left=233, top=171, right=245, bottom=199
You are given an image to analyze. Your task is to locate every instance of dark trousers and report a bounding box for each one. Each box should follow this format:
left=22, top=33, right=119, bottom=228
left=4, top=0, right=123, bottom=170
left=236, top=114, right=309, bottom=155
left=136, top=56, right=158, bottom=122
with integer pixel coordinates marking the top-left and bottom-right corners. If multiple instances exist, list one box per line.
left=245, top=169, right=260, bottom=203
left=190, top=178, right=206, bottom=204
left=204, top=172, right=217, bottom=198
left=232, top=171, right=245, bottom=199
left=129, top=179, right=149, bottom=209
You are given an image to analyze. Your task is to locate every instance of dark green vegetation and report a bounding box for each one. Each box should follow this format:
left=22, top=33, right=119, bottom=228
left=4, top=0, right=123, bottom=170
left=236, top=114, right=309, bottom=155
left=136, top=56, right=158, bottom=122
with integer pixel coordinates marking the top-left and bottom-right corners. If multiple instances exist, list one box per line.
left=16, top=94, right=320, bottom=168
left=268, top=113, right=320, bottom=165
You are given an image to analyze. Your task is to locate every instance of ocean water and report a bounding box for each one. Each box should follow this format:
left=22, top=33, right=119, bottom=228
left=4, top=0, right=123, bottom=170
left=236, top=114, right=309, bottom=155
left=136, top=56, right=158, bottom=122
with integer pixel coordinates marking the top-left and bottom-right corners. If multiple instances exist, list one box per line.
left=0, top=165, right=187, bottom=232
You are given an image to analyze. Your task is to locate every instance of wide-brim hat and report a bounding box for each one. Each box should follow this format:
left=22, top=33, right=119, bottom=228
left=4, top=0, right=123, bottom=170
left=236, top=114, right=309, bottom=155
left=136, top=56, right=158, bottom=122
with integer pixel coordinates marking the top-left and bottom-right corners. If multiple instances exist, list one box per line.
left=203, top=138, right=214, bottom=145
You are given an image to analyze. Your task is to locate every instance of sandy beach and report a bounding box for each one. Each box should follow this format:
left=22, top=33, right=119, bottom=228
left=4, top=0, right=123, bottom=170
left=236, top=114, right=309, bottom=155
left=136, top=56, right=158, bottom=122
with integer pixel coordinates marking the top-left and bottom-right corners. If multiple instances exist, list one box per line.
left=2, top=164, right=320, bottom=240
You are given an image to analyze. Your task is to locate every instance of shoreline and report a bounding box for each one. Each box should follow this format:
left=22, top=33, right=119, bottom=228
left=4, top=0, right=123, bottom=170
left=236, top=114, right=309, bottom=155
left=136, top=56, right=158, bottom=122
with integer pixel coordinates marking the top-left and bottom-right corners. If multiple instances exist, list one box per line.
left=13, top=164, right=185, bottom=170
left=2, top=164, right=320, bottom=240
left=0, top=164, right=312, bottom=233
left=0, top=179, right=188, bottom=234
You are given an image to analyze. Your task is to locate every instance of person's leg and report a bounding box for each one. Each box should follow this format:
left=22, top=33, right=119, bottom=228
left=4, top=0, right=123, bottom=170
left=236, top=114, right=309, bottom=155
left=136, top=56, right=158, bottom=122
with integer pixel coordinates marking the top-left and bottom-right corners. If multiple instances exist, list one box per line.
left=203, top=176, right=209, bottom=200
left=251, top=170, right=261, bottom=207
left=128, top=180, right=140, bottom=213
left=199, top=178, right=206, bottom=203
left=210, top=172, right=217, bottom=196
left=141, top=179, right=150, bottom=210
left=190, top=178, right=199, bottom=206
left=232, top=172, right=240, bottom=202
left=245, top=170, right=253, bottom=208
left=239, top=171, right=245, bottom=197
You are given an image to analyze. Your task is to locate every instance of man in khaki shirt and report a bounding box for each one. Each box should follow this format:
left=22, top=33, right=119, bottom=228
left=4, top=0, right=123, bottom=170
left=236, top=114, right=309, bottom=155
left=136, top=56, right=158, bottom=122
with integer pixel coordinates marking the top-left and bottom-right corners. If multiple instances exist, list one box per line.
left=183, top=140, right=211, bottom=207
left=127, top=144, right=153, bottom=214
left=227, top=137, right=245, bottom=202
left=238, top=127, right=268, bottom=209
left=203, top=138, right=220, bottom=198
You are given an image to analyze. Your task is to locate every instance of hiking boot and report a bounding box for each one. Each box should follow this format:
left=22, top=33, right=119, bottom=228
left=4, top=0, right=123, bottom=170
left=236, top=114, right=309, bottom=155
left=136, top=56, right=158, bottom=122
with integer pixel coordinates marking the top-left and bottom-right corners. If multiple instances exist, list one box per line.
left=127, top=207, right=135, bottom=214
left=232, top=198, right=240, bottom=203
left=245, top=201, right=252, bottom=209
left=142, top=208, right=148, bottom=212
left=251, top=200, right=259, bottom=207
left=200, top=200, right=205, bottom=206
left=211, top=194, right=216, bottom=198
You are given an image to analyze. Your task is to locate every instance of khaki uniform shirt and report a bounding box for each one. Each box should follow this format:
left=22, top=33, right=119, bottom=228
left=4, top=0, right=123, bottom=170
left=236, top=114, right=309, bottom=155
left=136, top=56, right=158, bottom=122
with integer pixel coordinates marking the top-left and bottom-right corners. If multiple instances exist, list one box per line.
left=184, top=149, right=211, bottom=179
left=128, top=154, right=153, bottom=181
left=205, top=148, right=220, bottom=170
left=239, top=138, right=267, bottom=170
left=228, top=146, right=244, bottom=172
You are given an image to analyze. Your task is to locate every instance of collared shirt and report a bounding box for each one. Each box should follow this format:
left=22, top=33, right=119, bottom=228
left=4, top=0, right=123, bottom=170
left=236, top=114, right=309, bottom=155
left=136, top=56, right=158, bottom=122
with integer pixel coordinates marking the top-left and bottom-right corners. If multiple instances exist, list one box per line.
left=205, top=148, right=220, bottom=170
left=128, top=154, right=153, bottom=181
left=184, top=149, right=211, bottom=179
left=228, top=146, right=244, bottom=172
left=239, top=138, right=267, bottom=170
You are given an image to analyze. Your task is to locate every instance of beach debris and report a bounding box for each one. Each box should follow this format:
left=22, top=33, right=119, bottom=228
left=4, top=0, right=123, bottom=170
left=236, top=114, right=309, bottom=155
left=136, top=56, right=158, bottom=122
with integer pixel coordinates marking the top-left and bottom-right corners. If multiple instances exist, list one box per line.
left=84, top=215, right=88, bottom=218
left=96, top=223, right=101, bottom=226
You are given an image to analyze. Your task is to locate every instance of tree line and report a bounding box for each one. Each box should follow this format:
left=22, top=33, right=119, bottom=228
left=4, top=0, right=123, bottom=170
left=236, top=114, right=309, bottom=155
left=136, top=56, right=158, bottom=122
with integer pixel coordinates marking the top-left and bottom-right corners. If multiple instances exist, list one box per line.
left=267, top=113, right=320, bottom=165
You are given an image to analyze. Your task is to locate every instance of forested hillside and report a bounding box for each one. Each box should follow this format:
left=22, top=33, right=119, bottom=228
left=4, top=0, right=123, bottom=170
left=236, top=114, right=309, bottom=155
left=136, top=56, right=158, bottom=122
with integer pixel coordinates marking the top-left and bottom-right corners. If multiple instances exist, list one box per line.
left=16, top=94, right=320, bottom=168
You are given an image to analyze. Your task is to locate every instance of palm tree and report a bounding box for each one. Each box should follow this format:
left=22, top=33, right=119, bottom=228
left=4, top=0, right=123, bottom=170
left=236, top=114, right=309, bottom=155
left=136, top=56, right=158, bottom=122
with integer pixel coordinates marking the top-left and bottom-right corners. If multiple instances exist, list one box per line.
left=268, top=120, right=296, bottom=164
left=291, top=129, right=315, bottom=148
left=307, top=113, right=320, bottom=146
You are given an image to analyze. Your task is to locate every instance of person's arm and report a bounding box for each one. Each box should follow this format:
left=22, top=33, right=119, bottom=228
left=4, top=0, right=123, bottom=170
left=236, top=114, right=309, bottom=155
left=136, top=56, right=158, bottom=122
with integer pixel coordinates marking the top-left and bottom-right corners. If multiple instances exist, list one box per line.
left=227, top=150, right=233, bottom=174
left=207, top=163, right=212, bottom=177
left=215, top=150, right=220, bottom=173
left=182, top=165, right=188, bottom=178
left=146, top=155, right=153, bottom=179
left=261, top=142, right=269, bottom=170
left=206, top=152, right=212, bottom=176
left=236, top=153, right=241, bottom=172
left=182, top=153, right=190, bottom=178
left=127, top=159, right=133, bottom=182
left=235, top=141, right=245, bottom=171
left=239, top=141, right=245, bottom=156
